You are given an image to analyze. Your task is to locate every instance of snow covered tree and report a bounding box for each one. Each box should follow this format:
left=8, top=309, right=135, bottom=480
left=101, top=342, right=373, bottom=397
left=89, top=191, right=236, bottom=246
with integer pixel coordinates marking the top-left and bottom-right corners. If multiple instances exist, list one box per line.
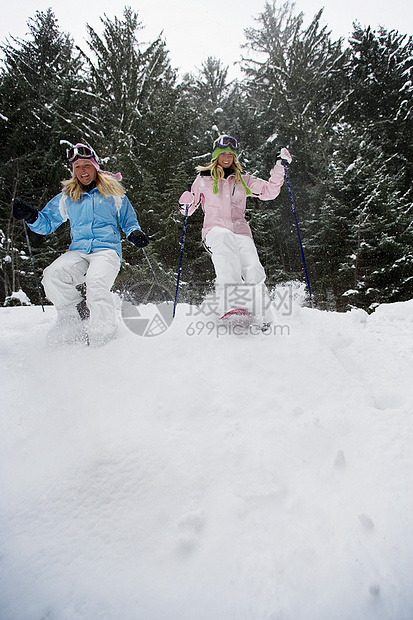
left=77, top=8, right=152, bottom=173
left=1, top=5, right=411, bottom=310
left=76, top=7, right=210, bottom=302
left=310, top=26, right=413, bottom=310
left=309, top=123, right=413, bottom=309
left=0, top=9, right=84, bottom=304
left=181, top=57, right=240, bottom=156
left=240, top=0, right=348, bottom=290
left=346, top=26, right=413, bottom=172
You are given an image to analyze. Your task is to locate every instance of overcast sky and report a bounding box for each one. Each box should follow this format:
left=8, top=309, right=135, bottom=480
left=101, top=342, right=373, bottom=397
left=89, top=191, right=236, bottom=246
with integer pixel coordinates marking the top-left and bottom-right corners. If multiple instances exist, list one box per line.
left=1, top=0, right=412, bottom=79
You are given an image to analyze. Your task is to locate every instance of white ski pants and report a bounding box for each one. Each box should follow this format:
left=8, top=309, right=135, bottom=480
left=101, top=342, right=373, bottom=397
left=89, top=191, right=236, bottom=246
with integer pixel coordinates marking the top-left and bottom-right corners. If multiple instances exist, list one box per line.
left=204, top=227, right=273, bottom=322
left=42, top=249, right=121, bottom=326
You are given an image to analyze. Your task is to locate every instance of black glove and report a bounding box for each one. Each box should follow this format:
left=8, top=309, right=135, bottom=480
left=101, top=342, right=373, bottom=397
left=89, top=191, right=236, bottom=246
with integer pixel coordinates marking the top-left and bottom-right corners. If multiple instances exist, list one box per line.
left=13, top=198, right=39, bottom=224
left=128, top=229, right=150, bottom=248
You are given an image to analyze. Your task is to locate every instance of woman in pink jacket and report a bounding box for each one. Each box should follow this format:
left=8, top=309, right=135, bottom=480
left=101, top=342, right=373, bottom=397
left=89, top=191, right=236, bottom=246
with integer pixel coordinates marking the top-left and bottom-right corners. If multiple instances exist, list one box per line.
left=179, top=135, right=291, bottom=329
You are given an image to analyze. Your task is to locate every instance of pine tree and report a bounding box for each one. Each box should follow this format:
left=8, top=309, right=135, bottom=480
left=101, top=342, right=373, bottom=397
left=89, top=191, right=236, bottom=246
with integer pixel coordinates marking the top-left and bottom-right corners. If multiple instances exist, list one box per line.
left=240, top=0, right=348, bottom=291
left=0, top=9, right=84, bottom=304
left=78, top=7, right=209, bottom=302
left=316, top=25, right=413, bottom=309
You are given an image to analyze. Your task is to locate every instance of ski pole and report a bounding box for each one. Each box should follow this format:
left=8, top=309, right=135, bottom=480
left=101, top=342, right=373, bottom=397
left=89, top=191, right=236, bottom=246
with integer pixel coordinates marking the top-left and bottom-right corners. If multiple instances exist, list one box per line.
left=142, top=247, right=172, bottom=303
left=283, top=163, right=312, bottom=300
left=173, top=193, right=192, bottom=317
left=23, top=221, right=45, bottom=311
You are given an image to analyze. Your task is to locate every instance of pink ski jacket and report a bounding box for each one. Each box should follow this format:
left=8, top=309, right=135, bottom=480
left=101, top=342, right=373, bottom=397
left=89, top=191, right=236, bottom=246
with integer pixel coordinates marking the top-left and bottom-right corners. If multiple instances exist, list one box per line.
left=183, top=165, right=285, bottom=240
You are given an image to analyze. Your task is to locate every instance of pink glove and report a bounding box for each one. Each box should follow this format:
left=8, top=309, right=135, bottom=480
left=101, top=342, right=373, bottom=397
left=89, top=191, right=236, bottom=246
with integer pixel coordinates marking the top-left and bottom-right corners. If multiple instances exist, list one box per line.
left=178, top=190, right=194, bottom=214
left=276, top=147, right=292, bottom=166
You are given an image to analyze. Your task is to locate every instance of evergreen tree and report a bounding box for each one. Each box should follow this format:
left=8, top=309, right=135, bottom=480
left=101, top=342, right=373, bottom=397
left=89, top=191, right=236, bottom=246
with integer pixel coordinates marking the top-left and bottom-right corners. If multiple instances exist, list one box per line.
left=346, top=25, right=413, bottom=181
left=1, top=5, right=411, bottom=312
left=78, top=7, right=209, bottom=302
left=240, top=0, right=348, bottom=291
left=312, top=25, right=413, bottom=309
left=182, top=57, right=239, bottom=155
left=0, top=9, right=84, bottom=304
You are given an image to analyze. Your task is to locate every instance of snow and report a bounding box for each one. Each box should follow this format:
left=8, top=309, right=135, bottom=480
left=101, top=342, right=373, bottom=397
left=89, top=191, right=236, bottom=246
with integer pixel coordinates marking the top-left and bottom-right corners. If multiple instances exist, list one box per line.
left=345, top=161, right=356, bottom=173
left=4, top=289, right=32, bottom=305
left=1, top=292, right=413, bottom=620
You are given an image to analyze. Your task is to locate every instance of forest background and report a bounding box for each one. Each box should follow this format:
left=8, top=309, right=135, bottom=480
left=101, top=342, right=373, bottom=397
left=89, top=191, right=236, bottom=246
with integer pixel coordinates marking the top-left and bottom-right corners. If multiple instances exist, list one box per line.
left=0, top=0, right=412, bottom=312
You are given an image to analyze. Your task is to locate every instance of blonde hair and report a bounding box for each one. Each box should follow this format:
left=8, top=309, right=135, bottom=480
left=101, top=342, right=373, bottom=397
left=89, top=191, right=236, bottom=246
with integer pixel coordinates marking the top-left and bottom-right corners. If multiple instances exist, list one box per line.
left=196, top=155, right=252, bottom=195
left=196, top=156, right=243, bottom=185
left=62, top=169, right=125, bottom=202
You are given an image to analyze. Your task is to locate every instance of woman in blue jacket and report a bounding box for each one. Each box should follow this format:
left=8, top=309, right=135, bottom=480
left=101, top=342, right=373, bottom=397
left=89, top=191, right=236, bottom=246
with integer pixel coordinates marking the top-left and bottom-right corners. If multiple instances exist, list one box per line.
left=13, top=144, right=149, bottom=347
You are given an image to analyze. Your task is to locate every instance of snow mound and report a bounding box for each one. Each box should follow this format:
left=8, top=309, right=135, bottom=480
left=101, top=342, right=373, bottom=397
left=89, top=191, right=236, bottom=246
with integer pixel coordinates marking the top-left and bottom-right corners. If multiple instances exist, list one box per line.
left=1, top=298, right=412, bottom=620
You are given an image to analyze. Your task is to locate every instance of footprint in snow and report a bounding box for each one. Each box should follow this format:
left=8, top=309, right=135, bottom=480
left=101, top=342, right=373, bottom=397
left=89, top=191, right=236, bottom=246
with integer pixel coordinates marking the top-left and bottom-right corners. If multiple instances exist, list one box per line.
left=334, top=450, right=346, bottom=468
left=358, top=513, right=375, bottom=530
left=176, top=509, right=205, bottom=553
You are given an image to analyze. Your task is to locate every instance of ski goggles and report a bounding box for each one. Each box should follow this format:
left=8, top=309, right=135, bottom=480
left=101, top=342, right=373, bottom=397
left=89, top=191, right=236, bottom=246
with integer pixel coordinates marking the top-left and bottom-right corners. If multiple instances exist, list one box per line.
left=214, top=135, right=239, bottom=151
left=66, top=145, right=97, bottom=163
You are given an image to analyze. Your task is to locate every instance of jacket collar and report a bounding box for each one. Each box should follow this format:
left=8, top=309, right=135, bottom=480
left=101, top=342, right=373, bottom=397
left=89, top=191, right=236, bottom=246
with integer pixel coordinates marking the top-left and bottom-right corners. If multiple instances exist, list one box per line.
left=81, top=180, right=97, bottom=193
left=200, top=167, right=235, bottom=179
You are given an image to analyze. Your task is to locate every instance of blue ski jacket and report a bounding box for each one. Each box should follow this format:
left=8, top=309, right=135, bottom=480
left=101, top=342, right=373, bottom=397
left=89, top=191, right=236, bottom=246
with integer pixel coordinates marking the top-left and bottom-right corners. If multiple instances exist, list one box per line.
left=28, top=187, right=141, bottom=259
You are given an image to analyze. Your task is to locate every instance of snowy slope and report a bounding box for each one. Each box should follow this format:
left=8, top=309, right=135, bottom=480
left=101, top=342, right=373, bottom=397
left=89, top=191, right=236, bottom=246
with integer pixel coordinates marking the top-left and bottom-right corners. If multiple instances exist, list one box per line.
left=1, top=292, right=413, bottom=620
